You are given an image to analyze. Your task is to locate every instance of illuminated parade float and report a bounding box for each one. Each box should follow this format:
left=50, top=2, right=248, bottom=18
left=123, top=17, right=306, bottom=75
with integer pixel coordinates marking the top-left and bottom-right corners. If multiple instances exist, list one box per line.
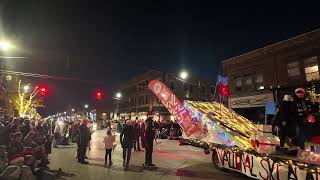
left=148, top=79, right=320, bottom=180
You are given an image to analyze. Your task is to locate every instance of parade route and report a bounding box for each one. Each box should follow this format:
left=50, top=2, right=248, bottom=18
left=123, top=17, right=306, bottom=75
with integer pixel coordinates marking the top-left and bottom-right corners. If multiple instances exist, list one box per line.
left=48, top=129, right=247, bottom=180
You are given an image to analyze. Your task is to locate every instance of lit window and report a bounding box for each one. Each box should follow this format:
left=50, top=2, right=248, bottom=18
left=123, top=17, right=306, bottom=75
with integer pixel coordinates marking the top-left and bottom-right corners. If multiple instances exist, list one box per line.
left=304, top=57, right=319, bottom=82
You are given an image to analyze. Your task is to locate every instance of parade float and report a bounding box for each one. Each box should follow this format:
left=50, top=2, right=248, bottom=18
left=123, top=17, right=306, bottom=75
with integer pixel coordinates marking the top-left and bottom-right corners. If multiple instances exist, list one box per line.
left=148, top=79, right=320, bottom=180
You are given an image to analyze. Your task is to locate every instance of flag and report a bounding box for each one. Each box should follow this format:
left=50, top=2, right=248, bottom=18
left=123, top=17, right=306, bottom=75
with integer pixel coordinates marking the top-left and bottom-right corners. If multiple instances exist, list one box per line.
left=218, top=75, right=230, bottom=97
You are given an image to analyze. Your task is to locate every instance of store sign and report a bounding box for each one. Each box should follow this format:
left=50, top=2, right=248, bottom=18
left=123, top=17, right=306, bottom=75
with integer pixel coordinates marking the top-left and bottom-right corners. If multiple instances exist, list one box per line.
left=216, top=148, right=318, bottom=180
left=229, top=94, right=274, bottom=109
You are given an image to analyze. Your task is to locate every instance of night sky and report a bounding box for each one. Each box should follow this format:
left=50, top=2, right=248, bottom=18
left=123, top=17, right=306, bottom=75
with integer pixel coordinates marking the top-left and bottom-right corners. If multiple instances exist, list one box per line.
left=1, top=0, right=320, bottom=115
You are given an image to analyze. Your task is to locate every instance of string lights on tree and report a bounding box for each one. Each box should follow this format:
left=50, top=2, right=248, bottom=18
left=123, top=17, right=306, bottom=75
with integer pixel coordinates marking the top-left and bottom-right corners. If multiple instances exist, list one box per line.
left=14, top=80, right=43, bottom=118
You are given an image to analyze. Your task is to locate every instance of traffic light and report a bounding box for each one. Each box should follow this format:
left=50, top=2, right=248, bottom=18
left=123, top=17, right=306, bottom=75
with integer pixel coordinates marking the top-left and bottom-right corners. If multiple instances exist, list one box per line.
left=38, top=86, right=48, bottom=96
left=96, top=91, right=103, bottom=100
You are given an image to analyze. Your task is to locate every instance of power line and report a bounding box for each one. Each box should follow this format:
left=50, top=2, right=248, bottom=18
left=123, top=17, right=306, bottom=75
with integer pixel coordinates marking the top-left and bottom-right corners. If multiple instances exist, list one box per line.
left=0, top=70, right=105, bottom=84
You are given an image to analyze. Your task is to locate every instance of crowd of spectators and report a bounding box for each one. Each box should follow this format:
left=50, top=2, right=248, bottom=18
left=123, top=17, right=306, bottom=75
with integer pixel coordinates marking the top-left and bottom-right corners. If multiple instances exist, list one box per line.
left=0, top=117, right=53, bottom=179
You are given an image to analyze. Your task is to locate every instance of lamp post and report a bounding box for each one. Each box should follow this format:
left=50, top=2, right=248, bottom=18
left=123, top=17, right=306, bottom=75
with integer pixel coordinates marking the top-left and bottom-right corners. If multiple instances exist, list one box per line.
left=0, top=40, right=14, bottom=52
left=179, top=70, right=188, bottom=80
left=114, top=92, right=122, bottom=120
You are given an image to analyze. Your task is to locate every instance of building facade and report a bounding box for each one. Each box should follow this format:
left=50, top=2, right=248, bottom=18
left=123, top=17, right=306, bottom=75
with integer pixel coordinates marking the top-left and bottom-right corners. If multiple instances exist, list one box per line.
left=222, top=29, right=320, bottom=122
left=114, top=70, right=214, bottom=121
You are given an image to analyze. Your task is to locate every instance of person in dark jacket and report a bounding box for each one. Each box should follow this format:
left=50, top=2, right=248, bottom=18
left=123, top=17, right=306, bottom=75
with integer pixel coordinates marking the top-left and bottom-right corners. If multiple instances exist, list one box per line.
left=133, top=118, right=141, bottom=151
left=20, top=119, right=31, bottom=138
left=77, top=119, right=91, bottom=164
left=145, top=112, right=155, bottom=166
left=273, top=95, right=294, bottom=147
left=290, top=87, right=314, bottom=149
left=120, top=120, right=134, bottom=169
left=140, top=121, right=146, bottom=148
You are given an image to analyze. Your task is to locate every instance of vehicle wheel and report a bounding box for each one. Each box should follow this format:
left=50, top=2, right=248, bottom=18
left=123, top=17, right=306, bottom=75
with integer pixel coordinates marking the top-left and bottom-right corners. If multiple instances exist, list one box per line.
left=212, top=149, right=228, bottom=172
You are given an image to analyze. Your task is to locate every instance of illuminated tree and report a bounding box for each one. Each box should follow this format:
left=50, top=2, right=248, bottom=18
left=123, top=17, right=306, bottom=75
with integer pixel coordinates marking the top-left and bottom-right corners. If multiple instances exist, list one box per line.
left=14, top=80, right=43, bottom=118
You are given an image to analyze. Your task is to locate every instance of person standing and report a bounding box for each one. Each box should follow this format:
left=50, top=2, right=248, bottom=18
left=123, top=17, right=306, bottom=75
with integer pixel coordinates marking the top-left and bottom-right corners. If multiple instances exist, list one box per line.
left=291, top=87, right=314, bottom=149
left=145, top=112, right=156, bottom=166
left=77, top=119, right=91, bottom=164
left=133, top=118, right=141, bottom=151
left=140, top=120, right=146, bottom=149
left=120, top=120, right=134, bottom=169
left=103, top=129, right=115, bottom=168
left=273, top=95, right=294, bottom=147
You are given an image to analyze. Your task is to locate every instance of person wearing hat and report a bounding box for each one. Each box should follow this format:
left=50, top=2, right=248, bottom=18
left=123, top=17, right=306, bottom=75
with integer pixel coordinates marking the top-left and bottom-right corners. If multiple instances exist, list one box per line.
left=144, top=112, right=156, bottom=167
left=76, top=119, right=91, bottom=164
left=291, top=87, right=315, bottom=149
left=120, top=119, right=134, bottom=169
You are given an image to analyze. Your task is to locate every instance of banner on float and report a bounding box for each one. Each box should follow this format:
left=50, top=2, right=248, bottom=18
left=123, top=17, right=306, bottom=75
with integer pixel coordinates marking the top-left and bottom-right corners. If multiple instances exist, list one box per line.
left=148, top=80, right=202, bottom=137
left=215, top=147, right=319, bottom=180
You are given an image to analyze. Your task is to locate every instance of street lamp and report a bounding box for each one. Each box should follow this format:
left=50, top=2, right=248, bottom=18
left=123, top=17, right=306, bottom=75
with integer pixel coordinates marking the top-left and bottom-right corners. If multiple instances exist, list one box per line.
left=0, top=40, right=13, bottom=51
left=23, top=85, right=30, bottom=92
left=116, top=92, right=122, bottom=99
left=84, top=104, right=89, bottom=109
left=71, top=108, right=75, bottom=112
left=179, top=70, right=188, bottom=80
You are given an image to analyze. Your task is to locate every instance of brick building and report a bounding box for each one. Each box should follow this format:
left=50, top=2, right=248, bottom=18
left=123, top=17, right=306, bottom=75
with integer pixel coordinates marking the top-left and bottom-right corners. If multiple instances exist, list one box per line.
left=114, top=70, right=214, bottom=121
left=222, top=29, right=320, bottom=122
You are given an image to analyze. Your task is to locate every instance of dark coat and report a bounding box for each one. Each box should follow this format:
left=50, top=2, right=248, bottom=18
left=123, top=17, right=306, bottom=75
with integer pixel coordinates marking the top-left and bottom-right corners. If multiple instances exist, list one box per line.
left=77, top=124, right=91, bottom=146
left=291, top=96, right=314, bottom=126
left=145, top=118, right=155, bottom=142
left=273, top=101, right=296, bottom=137
left=120, top=124, right=134, bottom=148
left=133, top=123, right=141, bottom=139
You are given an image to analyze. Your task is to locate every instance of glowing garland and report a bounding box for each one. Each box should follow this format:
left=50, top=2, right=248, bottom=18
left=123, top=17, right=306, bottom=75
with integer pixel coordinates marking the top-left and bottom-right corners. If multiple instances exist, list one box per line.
left=182, top=138, right=320, bottom=175
left=183, top=101, right=258, bottom=149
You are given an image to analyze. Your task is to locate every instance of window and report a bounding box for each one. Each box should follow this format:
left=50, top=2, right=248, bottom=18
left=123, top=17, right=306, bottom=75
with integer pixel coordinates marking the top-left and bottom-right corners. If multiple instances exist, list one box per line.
left=234, top=76, right=242, bottom=92
left=170, top=81, right=174, bottom=90
left=255, top=73, right=264, bottom=90
left=244, top=74, right=253, bottom=91
left=287, top=61, right=300, bottom=78
left=304, top=56, right=319, bottom=82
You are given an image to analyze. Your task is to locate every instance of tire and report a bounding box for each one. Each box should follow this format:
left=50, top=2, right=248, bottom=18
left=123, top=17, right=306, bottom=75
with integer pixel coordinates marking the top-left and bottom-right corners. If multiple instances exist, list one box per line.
left=211, top=149, right=228, bottom=172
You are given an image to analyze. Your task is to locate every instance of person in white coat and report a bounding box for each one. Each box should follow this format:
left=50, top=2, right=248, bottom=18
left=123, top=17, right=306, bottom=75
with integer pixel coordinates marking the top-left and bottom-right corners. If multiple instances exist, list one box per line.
left=103, top=129, right=115, bottom=168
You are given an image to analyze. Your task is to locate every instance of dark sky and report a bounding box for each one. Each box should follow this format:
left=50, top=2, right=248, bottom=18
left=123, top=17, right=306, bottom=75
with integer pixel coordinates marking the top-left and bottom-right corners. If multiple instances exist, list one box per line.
left=1, top=0, right=320, bottom=115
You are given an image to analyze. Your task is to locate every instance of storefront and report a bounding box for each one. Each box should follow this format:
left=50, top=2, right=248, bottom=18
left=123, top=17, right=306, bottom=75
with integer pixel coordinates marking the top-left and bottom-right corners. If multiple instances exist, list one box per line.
left=228, top=93, right=274, bottom=123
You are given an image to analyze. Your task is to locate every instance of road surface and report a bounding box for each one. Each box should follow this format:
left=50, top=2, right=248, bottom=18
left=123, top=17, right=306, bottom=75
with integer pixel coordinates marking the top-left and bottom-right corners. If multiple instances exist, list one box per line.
left=49, top=129, right=247, bottom=180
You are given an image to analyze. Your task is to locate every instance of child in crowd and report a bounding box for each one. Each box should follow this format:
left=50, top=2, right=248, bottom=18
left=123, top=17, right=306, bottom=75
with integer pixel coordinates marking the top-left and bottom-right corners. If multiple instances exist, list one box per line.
left=103, top=129, right=115, bottom=168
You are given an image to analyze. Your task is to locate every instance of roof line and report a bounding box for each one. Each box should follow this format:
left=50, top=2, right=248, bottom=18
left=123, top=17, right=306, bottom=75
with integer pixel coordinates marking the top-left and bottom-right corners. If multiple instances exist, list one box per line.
left=222, top=28, right=320, bottom=63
